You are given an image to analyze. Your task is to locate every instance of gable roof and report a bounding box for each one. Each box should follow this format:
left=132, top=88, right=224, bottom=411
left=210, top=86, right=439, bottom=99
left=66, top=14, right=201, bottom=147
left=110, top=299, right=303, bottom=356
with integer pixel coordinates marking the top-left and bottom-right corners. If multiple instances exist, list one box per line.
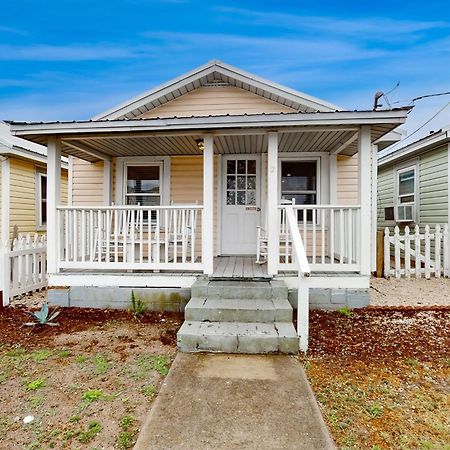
left=0, top=121, right=68, bottom=167
left=93, top=60, right=341, bottom=121
left=378, top=126, right=450, bottom=168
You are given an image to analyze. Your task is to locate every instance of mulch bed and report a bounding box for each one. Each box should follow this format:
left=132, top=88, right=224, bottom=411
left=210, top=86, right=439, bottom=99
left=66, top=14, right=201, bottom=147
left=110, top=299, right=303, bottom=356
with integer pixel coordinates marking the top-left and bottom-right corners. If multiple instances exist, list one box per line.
left=308, top=307, right=450, bottom=361
left=0, top=306, right=183, bottom=348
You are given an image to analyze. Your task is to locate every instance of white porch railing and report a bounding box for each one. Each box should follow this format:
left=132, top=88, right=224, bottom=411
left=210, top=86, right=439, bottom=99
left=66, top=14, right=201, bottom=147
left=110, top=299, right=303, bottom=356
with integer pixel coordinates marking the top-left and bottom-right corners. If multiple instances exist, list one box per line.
left=278, top=205, right=361, bottom=272
left=284, top=205, right=311, bottom=351
left=2, top=234, right=48, bottom=305
left=57, top=205, right=203, bottom=271
left=384, top=224, right=449, bottom=279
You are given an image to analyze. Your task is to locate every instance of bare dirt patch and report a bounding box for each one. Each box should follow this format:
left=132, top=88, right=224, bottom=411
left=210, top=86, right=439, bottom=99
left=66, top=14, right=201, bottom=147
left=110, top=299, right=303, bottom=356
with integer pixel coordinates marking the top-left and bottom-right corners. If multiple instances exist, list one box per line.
left=371, top=277, right=450, bottom=307
left=0, top=306, right=182, bottom=449
left=304, top=308, right=450, bottom=449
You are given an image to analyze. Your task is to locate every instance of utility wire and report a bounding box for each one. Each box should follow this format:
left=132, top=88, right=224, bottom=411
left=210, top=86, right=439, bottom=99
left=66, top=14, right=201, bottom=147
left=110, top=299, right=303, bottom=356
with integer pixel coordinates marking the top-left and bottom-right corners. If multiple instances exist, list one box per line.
left=412, top=91, right=450, bottom=103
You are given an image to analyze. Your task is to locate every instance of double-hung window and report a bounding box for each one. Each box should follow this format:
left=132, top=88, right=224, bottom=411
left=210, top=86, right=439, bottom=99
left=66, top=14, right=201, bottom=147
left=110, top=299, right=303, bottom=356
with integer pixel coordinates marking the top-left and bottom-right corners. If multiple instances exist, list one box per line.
left=395, top=166, right=416, bottom=222
left=124, top=164, right=162, bottom=220
left=37, top=171, right=47, bottom=229
left=280, top=160, right=318, bottom=221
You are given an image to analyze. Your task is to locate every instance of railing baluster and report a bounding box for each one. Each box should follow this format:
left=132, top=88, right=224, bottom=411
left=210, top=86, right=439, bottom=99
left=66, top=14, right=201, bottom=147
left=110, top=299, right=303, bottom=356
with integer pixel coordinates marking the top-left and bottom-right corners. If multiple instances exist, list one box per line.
left=164, top=209, right=169, bottom=263
left=330, top=209, right=335, bottom=264
left=312, top=208, right=316, bottom=264
left=346, top=209, right=352, bottom=264
left=156, top=209, right=161, bottom=264
left=339, top=208, right=344, bottom=264
left=139, top=209, right=144, bottom=264
left=321, top=208, right=325, bottom=264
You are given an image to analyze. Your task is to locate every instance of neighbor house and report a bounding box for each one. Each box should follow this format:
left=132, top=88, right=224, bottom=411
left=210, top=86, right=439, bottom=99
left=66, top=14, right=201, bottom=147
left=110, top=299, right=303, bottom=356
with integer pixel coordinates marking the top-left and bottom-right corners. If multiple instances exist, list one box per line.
left=378, top=127, right=450, bottom=230
left=9, top=61, right=409, bottom=352
left=0, top=122, right=68, bottom=302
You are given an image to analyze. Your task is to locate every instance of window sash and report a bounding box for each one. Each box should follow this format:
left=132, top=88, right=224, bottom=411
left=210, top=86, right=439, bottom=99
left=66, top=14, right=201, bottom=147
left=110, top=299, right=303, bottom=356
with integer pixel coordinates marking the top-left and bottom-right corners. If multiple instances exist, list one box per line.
left=37, top=172, right=47, bottom=228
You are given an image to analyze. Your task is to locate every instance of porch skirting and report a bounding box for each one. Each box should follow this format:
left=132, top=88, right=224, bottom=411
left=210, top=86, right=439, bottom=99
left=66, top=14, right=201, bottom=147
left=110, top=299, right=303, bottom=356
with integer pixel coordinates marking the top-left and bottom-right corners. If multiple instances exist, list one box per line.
left=48, top=285, right=369, bottom=311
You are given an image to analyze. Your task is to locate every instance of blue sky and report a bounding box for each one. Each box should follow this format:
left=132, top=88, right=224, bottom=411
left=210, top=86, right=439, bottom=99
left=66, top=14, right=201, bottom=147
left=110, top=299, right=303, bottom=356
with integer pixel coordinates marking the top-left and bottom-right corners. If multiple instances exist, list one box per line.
left=1, top=0, right=449, bottom=146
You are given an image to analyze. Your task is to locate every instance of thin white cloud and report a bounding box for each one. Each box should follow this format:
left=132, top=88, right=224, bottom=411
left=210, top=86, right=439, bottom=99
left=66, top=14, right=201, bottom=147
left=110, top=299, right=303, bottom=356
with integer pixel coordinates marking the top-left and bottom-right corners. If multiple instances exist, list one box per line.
left=215, top=7, right=449, bottom=40
left=0, top=43, right=157, bottom=61
left=0, top=25, right=28, bottom=36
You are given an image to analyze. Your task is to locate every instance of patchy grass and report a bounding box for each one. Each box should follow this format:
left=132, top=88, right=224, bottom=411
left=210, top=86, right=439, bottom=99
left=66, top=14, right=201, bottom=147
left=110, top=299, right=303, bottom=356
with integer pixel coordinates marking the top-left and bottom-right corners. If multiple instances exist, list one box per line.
left=0, top=307, right=180, bottom=449
left=303, top=308, right=450, bottom=450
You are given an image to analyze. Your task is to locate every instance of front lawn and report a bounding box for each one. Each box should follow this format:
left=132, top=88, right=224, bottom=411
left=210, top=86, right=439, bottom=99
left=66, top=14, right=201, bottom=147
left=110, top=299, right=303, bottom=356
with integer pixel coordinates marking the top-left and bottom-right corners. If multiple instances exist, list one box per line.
left=304, top=307, right=450, bottom=450
left=0, top=307, right=182, bottom=449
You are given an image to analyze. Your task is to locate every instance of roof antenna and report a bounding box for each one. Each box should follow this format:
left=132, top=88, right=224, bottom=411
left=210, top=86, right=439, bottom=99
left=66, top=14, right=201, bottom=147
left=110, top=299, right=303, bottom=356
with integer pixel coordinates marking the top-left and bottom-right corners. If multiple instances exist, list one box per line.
left=373, top=91, right=384, bottom=110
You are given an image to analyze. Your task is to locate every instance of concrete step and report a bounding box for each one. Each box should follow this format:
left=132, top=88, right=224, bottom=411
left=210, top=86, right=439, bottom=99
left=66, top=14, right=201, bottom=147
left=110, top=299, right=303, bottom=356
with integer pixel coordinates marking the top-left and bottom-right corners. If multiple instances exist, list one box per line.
left=191, top=280, right=288, bottom=300
left=185, top=297, right=293, bottom=323
left=177, top=321, right=299, bottom=354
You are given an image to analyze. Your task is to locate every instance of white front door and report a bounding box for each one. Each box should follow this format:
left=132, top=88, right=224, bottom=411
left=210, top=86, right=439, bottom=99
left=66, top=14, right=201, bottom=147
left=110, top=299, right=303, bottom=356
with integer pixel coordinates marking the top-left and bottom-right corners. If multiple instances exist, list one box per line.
left=221, top=155, right=261, bottom=255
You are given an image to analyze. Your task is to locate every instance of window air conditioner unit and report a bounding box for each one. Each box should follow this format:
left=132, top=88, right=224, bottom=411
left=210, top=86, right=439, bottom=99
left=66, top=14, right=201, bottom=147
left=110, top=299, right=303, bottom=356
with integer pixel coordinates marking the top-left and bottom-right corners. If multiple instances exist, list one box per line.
left=396, top=204, right=414, bottom=222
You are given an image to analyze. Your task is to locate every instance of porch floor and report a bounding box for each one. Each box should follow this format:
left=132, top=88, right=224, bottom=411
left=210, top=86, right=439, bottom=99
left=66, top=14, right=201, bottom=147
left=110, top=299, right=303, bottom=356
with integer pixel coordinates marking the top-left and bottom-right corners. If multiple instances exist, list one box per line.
left=211, top=256, right=270, bottom=279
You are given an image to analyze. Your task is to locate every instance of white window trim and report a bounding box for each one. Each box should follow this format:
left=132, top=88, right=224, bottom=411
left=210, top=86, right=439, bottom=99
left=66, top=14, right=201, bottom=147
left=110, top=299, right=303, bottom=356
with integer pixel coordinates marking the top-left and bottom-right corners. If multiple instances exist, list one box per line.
left=36, top=169, right=47, bottom=231
left=115, top=156, right=170, bottom=206
left=393, top=161, right=419, bottom=223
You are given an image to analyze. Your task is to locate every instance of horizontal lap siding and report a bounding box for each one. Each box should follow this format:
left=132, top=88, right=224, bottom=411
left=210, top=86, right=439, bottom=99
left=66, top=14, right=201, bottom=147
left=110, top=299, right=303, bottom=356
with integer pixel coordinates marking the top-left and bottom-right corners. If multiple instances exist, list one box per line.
left=8, top=158, right=68, bottom=237
left=377, top=166, right=395, bottom=230
left=170, top=155, right=219, bottom=255
left=419, top=146, right=448, bottom=226
left=138, top=86, right=295, bottom=119
left=337, top=155, right=358, bottom=204
left=72, top=158, right=104, bottom=205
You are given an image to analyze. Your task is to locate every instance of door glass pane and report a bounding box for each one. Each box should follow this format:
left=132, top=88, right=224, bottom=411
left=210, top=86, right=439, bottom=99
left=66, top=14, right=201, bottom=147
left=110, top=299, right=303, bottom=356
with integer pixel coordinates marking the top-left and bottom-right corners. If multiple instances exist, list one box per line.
left=247, top=159, right=256, bottom=174
left=237, top=176, right=246, bottom=189
left=227, top=160, right=236, bottom=174
left=247, top=191, right=256, bottom=205
left=126, top=195, right=160, bottom=206
left=247, top=176, right=256, bottom=190
left=236, top=191, right=246, bottom=205
left=400, top=195, right=414, bottom=204
left=227, top=176, right=236, bottom=189
left=281, top=194, right=316, bottom=205
left=226, top=191, right=236, bottom=205
left=127, top=166, right=160, bottom=194
left=281, top=161, right=316, bottom=191
left=237, top=160, right=246, bottom=174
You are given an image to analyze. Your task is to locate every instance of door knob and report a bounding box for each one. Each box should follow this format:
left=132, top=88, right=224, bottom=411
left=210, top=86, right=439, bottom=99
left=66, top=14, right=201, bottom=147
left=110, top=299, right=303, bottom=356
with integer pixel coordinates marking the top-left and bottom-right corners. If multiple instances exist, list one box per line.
left=256, top=207, right=261, bottom=212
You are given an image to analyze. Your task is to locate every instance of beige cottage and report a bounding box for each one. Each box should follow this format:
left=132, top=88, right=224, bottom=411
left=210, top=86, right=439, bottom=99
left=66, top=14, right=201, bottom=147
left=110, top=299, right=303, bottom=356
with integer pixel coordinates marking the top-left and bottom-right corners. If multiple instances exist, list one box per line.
left=10, top=61, right=408, bottom=351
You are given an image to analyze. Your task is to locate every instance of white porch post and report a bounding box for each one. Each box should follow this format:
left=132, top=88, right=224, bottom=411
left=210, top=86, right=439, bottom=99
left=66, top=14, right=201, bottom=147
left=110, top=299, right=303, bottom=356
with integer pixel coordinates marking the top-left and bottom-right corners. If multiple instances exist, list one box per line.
left=370, top=143, right=378, bottom=272
left=1, top=157, right=10, bottom=305
left=358, top=126, right=372, bottom=275
left=202, top=134, right=214, bottom=275
left=103, top=160, right=112, bottom=205
left=47, top=137, right=62, bottom=274
left=267, top=132, right=279, bottom=275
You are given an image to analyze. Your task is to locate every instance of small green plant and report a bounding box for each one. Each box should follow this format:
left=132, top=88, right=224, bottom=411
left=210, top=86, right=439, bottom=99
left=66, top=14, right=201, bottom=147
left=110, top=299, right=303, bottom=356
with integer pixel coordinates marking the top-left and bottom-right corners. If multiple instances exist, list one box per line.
left=142, top=384, right=156, bottom=400
left=337, top=306, right=353, bottom=317
left=78, top=420, right=102, bottom=443
left=28, top=395, right=44, bottom=407
left=25, top=304, right=60, bottom=327
left=130, top=290, right=146, bottom=319
left=119, top=415, right=135, bottom=430
left=30, top=349, right=53, bottom=362
left=69, top=415, right=81, bottom=423
left=136, top=354, right=170, bottom=377
left=75, top=355, right=87, bottom=364
left=27, top=378, right=45, bottom=391
left=93, top=355, right=110, bottom=374
left=59, top=349, right=71, bottom=358
left=82, top=389, right=103, bottom=403
left=366, top=404, right=383, bottom=418
left=406, top=357, right=418, bottom=367
left=118, top=431, right=135, bottom=449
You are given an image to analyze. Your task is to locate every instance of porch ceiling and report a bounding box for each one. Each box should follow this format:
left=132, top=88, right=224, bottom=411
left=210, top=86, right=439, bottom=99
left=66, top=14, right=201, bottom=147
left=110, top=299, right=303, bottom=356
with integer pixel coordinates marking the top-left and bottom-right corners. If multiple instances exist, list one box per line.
left=9, top=109, right=409, bottom=163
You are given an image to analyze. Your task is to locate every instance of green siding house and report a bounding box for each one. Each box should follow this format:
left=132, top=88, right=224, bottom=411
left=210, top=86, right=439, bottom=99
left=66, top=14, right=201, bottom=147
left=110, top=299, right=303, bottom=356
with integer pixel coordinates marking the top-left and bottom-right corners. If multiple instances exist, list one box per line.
left=378, top=128, right=450, bottom=230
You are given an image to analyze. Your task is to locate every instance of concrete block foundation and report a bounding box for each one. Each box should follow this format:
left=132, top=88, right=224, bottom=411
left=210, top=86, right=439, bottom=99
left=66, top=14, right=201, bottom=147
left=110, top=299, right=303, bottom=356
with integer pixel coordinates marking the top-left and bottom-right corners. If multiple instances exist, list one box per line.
left=288, top=288, right=370, bottom=310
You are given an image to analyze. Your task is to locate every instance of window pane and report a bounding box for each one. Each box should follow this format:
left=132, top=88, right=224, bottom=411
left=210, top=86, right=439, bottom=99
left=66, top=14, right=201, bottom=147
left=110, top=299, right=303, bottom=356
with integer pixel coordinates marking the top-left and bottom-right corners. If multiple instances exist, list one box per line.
left=398, top=170, right=414, bottom=195
left=236, top=191, right=246, bottom=205
left=227, top=160, right=236, bottom=174
left=281, top=194, right=316, bottom=205
left=237, top=176, right=246, bottom=189
left=247, top=159, right=256, bottom=174
left=126, top=195, right=160, bottom=207
left=227, top=191, right=236, bottom=205
left=41, top=201, right=47, bottom=225
left=247, top=191, right=256, bottom=205
left=127, top=166, right=160, bottom=194
left=41, top=176, right=47, bottom=200
left=281, top=161, right=317, bottom=191
left=237, top=160, right=246, bottom=174
left=227, top=176, right=236, bottom=189
left=247, top=176, right=256, bottom=190
left=400, top=195, right=414, bottom=204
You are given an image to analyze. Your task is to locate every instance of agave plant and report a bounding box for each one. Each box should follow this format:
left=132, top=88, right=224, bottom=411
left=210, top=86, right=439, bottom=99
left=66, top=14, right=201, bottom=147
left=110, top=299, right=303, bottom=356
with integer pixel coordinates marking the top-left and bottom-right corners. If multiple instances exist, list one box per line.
left=25, top=304, right=60, bottom=326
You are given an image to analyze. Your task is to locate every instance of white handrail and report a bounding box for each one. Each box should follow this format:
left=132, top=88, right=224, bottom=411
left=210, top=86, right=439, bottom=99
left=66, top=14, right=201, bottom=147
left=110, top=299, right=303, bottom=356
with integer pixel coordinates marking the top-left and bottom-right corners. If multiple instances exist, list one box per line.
left=57, top=205, right=204, bottom=211
left=284, top=205, right=311, bottom=277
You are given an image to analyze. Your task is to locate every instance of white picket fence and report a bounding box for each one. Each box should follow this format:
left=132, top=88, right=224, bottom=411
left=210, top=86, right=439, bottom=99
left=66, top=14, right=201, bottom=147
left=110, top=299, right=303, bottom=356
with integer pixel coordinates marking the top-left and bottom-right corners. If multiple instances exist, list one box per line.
left=384, top=225, right=449, bottom=279
left=2, top=234, right=48, bottom=305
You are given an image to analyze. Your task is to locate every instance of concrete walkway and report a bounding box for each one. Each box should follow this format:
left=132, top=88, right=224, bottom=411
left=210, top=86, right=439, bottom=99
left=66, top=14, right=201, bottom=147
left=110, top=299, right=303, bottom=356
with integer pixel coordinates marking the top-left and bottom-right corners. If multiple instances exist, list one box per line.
left=134, top=353, right=335, bottom=450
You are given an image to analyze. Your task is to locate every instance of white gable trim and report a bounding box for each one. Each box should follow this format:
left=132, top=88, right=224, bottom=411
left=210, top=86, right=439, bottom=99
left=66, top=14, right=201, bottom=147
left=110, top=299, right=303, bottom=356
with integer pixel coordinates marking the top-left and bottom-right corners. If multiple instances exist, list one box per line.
left=93, top=61, right=341, bottom=120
